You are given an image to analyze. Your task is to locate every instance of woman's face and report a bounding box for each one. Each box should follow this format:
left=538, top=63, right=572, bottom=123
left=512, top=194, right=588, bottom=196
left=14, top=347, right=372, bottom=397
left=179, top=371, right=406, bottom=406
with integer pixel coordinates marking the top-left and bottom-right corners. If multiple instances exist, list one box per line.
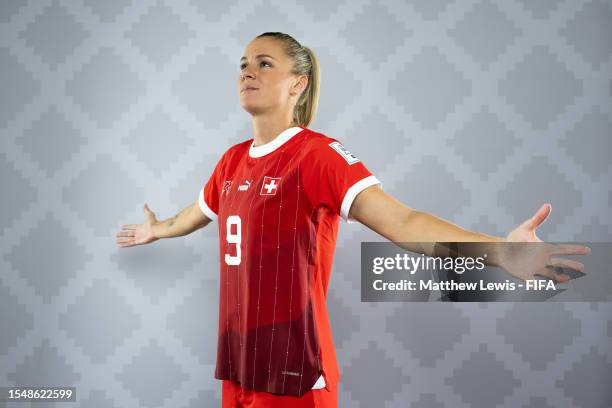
left=238, top=37, right=306, bottom=117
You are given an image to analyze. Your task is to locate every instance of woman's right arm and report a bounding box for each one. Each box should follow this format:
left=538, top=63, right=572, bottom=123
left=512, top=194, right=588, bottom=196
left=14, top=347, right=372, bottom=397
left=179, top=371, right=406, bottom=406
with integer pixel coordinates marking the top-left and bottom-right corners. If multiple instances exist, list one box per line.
left=152, top=200, right=212, bottom=239
left=116, top=201, right=212, bottom=248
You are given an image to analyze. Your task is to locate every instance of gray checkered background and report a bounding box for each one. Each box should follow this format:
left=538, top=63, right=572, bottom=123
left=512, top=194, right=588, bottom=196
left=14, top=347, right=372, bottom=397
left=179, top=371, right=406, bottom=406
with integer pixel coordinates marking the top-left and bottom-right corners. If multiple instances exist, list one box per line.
left=1, top=0, right=611, bottom=407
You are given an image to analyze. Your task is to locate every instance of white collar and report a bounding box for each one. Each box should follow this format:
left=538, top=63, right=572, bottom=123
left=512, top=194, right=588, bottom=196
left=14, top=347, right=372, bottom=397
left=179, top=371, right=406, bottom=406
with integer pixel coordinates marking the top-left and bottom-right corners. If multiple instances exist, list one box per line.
left=248, top=126, right=304, bottom=158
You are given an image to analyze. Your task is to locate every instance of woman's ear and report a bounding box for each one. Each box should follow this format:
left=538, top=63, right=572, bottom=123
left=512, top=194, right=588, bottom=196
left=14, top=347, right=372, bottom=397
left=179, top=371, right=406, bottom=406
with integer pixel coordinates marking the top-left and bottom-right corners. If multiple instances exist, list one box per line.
left=291, top=75, right=308, bottom=96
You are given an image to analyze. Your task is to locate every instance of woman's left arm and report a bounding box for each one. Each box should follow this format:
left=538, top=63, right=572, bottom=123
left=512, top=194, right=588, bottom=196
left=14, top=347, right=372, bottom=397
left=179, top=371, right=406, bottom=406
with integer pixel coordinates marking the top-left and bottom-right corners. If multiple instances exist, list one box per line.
left=349, top=185, right=504, bottom=244
left=348, top=185, right=590, bottom=281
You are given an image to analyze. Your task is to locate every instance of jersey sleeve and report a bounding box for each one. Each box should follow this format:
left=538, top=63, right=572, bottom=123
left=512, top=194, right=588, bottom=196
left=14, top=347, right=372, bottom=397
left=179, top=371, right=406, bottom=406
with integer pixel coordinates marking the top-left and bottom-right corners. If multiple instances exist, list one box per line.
left=301, top=138, right=381, bottom=224
left=198, top=152, right=226, bottom=222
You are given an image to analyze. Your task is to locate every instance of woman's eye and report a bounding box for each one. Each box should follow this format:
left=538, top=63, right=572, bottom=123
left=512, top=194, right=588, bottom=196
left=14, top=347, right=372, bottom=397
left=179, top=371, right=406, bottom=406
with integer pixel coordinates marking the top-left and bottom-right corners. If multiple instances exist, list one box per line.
left=240, top=61, right=270, bottom=69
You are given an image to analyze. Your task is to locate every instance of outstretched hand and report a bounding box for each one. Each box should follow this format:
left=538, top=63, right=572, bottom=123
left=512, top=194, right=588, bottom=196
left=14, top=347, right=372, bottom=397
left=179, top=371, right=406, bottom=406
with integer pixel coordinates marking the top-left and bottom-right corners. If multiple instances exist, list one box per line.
left=500, top=203, right=590, bottom=282
left=115, top=203, right=159, bottom=248
left=505, top=203, right=552, bottom=243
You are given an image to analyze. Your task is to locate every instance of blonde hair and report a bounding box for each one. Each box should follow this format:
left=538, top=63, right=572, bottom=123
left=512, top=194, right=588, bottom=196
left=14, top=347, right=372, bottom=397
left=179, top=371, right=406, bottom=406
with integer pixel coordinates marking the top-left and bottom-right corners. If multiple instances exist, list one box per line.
left=255, top=32, right=320, bottom=127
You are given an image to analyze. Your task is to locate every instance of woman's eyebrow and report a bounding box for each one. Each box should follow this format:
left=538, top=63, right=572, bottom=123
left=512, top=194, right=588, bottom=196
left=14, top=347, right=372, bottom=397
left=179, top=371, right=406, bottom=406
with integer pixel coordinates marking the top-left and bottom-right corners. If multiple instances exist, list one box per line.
left=240, top=54, right=276, bottom=62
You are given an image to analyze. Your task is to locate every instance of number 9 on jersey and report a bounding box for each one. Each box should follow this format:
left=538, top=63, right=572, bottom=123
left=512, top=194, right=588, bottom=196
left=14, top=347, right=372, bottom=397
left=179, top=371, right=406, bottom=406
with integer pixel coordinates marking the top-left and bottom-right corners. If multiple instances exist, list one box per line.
left=225, top=215, right=241, bottom=266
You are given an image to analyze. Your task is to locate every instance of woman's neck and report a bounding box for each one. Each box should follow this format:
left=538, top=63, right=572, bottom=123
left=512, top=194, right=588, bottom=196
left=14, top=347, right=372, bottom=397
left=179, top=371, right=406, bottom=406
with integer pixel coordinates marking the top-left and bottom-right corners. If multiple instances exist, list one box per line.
left=251, top=112, right=297, bottom=147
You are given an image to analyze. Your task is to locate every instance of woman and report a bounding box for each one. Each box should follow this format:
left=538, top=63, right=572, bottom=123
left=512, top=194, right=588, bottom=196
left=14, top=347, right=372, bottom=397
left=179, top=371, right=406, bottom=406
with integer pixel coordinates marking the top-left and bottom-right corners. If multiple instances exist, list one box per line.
left=115, top=32, right=589, bottom=408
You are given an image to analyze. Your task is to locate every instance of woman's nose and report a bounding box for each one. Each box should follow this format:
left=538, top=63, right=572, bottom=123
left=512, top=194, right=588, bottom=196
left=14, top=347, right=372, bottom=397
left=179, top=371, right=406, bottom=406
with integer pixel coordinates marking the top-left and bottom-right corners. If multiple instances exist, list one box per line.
left=241, top=69, right=255, bottom=80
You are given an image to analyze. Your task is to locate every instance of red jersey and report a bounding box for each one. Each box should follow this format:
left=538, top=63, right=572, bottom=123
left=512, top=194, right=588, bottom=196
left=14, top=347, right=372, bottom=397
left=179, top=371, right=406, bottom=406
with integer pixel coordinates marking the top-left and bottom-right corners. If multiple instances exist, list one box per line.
left=198, top=125, right=380, bottom=397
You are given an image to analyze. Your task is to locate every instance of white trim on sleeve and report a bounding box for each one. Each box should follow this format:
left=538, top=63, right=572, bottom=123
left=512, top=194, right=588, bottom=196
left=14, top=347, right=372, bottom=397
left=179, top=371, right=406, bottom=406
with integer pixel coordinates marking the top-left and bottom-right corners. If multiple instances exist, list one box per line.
left=340, top=175, right=382, bottom=224
left=198, top=185, right=217, bottom=221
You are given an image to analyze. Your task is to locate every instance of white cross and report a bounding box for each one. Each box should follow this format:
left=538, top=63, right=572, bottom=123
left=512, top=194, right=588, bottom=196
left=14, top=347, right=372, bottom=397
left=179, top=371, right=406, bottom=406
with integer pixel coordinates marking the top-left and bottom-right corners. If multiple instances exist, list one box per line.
left=263, top=179, right=278, bottom=194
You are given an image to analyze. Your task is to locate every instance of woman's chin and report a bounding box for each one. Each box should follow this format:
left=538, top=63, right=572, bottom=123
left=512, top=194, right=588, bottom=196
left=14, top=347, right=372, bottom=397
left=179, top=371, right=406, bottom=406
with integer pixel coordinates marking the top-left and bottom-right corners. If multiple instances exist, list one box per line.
left=240, top=102, right=267, bottom=116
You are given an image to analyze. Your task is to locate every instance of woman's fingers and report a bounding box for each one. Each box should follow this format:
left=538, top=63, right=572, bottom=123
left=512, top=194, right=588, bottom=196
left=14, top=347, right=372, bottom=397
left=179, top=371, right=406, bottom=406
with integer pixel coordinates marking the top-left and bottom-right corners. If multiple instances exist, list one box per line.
left=524, top=203, right=551, bottom=231
left=117, top=224, right=141, bottom=240
left=550, top=244, right=591, bottom=256
left=117, top=237, right=139, bottom=248
left=116, top=222, right=148, bottom=247
left=116, top=238, right=133, bottom=247
left=535, top=267, right=570, bottom=283
left=548, top=257, right=585, bottom=273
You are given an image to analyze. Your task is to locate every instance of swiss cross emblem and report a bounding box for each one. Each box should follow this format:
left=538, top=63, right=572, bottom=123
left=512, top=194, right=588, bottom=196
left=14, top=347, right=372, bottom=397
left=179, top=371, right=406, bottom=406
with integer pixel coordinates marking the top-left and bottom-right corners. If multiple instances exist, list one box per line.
left=260, top=176, right=281, bottom=196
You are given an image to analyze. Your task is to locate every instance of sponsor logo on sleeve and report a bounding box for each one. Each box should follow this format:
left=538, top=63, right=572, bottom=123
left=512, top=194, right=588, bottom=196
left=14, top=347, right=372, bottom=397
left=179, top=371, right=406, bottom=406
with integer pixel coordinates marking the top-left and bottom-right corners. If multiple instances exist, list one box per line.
left=328, top=141, right=360, bottom=165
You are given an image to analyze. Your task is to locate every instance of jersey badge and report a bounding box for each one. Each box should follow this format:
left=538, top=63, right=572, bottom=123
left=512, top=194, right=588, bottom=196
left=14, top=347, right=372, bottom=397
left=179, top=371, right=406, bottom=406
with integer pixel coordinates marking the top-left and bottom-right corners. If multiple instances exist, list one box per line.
left=329, top=141, right=360, bottom=165
left=260, top=176, right=281, bottom=196
left=222, top=180, right=232, bottom=195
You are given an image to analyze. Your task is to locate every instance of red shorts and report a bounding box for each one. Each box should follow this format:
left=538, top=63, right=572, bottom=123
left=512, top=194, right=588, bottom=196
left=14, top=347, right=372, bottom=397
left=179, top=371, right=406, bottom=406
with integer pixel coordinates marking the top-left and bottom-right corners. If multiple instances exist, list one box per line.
left=221, top=380, right=338, bottom=408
